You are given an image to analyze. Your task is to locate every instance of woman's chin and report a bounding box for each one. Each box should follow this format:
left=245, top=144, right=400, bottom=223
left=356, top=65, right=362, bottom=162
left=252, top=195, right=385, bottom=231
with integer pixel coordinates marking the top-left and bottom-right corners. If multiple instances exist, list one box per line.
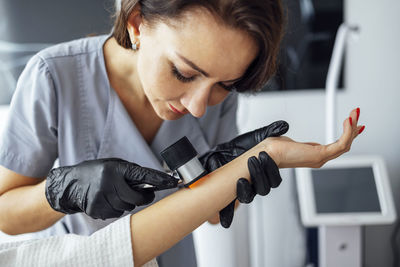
left=158, top=110, right=184, bottom=121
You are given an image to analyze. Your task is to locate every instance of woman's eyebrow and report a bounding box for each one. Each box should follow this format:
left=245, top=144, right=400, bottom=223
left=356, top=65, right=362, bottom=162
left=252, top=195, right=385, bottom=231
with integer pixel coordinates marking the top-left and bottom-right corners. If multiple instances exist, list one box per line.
left=175, top=52, right=242, bottom=83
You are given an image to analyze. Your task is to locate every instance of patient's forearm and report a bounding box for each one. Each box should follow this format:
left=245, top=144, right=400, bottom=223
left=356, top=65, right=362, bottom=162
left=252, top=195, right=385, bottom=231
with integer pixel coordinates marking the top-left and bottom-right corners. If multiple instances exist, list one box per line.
left=130, top=142, right=268, bottom=266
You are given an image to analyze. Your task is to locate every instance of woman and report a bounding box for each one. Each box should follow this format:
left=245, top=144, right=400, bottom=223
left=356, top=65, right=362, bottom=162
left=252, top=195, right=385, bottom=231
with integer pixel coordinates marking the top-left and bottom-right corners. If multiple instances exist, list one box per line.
left=0, top=0, right=365, bottom=266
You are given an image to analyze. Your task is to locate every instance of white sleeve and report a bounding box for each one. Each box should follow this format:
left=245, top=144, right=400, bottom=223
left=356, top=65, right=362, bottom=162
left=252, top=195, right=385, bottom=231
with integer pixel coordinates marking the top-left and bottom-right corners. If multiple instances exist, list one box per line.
left=0, top=215, right=158, bottom=267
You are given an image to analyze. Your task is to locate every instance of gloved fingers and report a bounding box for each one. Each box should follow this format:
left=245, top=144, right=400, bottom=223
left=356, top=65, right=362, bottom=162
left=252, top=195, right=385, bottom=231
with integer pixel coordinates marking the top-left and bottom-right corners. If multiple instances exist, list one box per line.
left=122, top=162, right=178, bottom=190
left=201, top=153, right=226, bottom=173
left=140, top=168, right=179, bottom=190
left=105, top=192, right=136, bottom=214
left=219, top=200, right=236, bottom=228
left=237, top=178, right=256, bottom=204
left=250, top=120, right=290, bottom=146
left=231, top=120, right=289, bottom=150
left=114, top=179, right=148, bottom=205
left=257, top=120, right=290, bottom=138
left=87, top=194, right=124, bottom=220
left=111, top=200, right=136, bottom=212
left=248, top=156, right=271, bottom=196
left=207, top=156, right=224, bottom=172
left=129, top=190, right=156, bottom=206
left=111, top=184, right=137, bottom=211
left=258, top=151, right=282, bottom=188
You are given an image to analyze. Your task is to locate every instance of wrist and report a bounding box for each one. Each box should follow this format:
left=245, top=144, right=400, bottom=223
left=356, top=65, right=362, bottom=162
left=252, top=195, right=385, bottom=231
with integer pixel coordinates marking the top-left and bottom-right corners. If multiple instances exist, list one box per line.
left=259, top=138, right=281, bottom=167
left=35, top=179, right=65, bottom=227
left=40, top=180, right=66, bottom=219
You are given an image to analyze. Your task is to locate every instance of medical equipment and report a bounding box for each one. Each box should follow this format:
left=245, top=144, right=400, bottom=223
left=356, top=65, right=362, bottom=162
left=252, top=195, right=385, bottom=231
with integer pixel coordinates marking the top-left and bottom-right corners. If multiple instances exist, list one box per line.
left=296, top=155, right=396, bottom=267
left=160, top=136, right=207, bottom=187
left=296, top=155, right=396, bottom=226
left=325, top=23, right=359, bottom=144
left=296, top=22, right=397, bottom=267
left=133, top=136, right=207, bottom=190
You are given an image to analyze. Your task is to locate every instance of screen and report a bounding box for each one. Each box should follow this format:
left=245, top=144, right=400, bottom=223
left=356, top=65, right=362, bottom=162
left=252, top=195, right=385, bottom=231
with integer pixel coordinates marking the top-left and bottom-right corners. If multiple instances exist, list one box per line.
left=311, top=167, right=381, bottom=213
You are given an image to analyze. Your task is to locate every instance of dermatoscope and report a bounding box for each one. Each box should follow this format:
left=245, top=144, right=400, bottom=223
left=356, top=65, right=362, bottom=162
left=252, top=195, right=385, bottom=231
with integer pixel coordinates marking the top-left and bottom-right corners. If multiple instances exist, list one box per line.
left=133, top=136, right=207, bottom=190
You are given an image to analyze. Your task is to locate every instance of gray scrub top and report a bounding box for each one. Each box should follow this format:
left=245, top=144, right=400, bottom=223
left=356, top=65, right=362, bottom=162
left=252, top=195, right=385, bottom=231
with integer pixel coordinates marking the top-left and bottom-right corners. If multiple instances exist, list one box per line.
left=0, top=35, right=238, bottom=267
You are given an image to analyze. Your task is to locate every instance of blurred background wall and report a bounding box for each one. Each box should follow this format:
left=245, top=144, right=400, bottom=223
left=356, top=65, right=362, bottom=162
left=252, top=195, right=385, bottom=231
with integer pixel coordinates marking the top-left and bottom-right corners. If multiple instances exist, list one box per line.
left=0, top=0, right=114, bottom=104
left=235, top=0, right=400, bottom=266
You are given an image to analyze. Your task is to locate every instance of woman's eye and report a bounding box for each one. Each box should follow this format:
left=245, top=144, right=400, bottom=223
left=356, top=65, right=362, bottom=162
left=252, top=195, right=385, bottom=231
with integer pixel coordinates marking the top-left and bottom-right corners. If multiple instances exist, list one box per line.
left=170, top=62, right=236, bottom=91
left=171, top=65, right=196, bottom=83
left=218, top=82, right=236, bottom=92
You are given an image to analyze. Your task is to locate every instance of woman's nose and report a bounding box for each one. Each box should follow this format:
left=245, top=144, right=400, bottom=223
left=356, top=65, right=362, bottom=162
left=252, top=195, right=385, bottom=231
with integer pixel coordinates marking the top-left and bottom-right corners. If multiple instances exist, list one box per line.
left=181, top=86, right=210, bottom=118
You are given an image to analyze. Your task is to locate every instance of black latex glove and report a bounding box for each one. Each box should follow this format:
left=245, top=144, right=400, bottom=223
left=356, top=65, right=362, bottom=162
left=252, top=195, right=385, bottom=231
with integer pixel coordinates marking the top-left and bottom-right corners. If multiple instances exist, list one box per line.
left=45, top=158, right=178, bottom=220
left=199, top=120, right=289, bottom=228
left=218, top=151, right=282, bottom=227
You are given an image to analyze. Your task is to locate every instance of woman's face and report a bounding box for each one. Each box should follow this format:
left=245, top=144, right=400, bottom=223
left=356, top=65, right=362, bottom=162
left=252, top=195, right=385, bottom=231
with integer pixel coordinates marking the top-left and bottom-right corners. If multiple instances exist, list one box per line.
left=131, top=9, right=259, bottom=120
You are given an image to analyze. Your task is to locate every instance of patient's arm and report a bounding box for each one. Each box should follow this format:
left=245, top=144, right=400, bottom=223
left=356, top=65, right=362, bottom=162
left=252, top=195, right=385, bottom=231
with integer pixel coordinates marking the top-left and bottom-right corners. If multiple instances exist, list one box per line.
left=130, top=108, right=362, bottom=266
left=131, top=141, right=264, bottom=266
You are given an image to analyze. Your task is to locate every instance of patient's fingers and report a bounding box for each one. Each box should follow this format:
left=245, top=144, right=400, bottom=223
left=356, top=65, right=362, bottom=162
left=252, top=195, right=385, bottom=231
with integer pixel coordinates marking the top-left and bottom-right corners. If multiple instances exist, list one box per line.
left=324, top=108, right=364, bottom=162
left=356, top=125, right=365, bottom=135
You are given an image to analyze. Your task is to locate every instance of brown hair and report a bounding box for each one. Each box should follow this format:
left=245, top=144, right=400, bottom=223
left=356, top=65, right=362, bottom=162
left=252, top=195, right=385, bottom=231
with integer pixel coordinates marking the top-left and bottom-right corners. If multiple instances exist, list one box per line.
left=113, top=0, right=285, bottom=92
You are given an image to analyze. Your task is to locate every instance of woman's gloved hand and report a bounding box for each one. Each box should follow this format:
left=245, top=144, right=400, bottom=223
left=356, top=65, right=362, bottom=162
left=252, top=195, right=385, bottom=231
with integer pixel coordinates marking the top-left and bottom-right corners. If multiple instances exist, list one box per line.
left=45, top=158, right=178, bottom=220
left=237, top=152, right=281, bottom=203
left=218, top=151, right=281, bottom=228
left=199, top=120, right=289, bottom=228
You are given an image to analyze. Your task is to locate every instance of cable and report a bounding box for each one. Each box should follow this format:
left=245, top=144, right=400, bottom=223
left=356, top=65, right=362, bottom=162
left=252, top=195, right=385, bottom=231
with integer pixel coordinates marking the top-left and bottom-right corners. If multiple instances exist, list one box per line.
left=392, top=218, right=400, bottom=267
left=362, top=226, right=366, bottom=267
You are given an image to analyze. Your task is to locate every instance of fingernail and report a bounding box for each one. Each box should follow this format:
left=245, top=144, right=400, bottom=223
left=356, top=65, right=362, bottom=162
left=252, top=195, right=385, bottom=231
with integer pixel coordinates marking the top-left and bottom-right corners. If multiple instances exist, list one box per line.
left=356, top=108, right=360, bottom=121
left=349, top=117, right=352, bottom=126
left=359, top=125, right=365, bottom=134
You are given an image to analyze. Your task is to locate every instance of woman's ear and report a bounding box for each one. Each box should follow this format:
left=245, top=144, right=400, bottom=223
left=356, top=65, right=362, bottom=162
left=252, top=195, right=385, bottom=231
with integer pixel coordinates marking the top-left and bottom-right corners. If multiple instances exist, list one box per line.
left=127, top=5, right=142, bottom=43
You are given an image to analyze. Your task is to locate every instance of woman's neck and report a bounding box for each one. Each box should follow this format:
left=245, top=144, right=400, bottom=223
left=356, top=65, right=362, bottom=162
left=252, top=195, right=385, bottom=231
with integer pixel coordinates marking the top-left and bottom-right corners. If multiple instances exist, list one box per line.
left=103, top=37, right=163, bottom=144
left=103, top=37, right=147, bottom=104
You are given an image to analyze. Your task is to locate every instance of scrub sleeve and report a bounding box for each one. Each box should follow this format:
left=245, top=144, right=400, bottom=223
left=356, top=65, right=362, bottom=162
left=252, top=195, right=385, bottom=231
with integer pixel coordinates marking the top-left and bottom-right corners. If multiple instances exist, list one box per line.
left=0, top=55, right=58, bottom=177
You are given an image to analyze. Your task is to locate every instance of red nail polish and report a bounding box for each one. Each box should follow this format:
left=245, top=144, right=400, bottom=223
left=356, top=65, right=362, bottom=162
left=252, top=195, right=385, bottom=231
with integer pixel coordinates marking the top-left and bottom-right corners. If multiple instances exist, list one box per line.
left=358, top=125, right=365, bottom=134
left=356, top=108, right=360, bottom=121
left=349, top=117, right=352, bottom=126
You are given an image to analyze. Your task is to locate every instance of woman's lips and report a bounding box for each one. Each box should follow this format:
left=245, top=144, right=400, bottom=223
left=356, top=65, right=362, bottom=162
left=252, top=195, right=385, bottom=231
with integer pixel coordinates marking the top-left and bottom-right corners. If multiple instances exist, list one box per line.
left=169, top=103, right=186, bottom=115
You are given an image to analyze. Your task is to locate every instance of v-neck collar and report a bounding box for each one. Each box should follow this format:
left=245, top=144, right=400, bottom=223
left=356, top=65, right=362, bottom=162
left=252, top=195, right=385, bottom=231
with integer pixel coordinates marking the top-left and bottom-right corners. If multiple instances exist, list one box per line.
left=97, top=88, right=164, bottom=170
left=97, top=88, right=211, bottom=171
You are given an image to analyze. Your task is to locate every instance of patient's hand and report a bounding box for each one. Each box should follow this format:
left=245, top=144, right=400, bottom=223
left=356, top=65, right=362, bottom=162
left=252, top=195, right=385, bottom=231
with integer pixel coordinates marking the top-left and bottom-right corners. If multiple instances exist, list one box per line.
left=263, top=108, right=364, bottom=168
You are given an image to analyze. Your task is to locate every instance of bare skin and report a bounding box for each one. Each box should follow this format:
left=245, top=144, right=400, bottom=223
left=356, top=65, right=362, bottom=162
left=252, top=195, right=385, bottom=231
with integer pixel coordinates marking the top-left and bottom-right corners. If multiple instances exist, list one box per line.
left=0, top=173, right=64, bottom=235
left=130, top=108, right=363, bottom=266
